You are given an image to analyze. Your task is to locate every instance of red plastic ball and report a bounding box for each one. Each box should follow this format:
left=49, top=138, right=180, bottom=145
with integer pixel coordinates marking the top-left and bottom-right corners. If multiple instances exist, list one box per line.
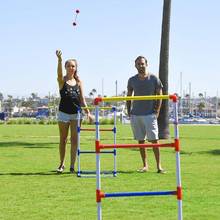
left=73, top=22, right=77, bottom=26
left=76, top=9, right=80, bottom=13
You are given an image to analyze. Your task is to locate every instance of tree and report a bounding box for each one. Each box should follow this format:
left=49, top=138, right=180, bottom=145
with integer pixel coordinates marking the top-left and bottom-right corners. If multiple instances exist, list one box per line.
left=0, top=92, right=3, bottom=101
left=121, top=90, right=127, bottom=96
left=198, top=93, right=203, bottom=98
left=8, top=95, right=13, bottom=100
left=30, top=93, right=38, bottom=100
left=89, top=89, right=97, bottom=99
left=158, top=0, right=172, bottom=139
left=6, top=95, right=13, bottom=117
left=92, top=89, right=97, bottom=97
left=197, top=102, right=205, bottom=112
left=48, top=94, right=59, bottom=116
left=184, top=94, right=190, bottom=113
left=89, top=92, right=94, bottom=98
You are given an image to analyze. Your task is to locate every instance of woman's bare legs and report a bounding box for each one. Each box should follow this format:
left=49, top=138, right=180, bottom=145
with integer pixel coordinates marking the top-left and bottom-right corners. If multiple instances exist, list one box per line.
left=58, top=122, right=69, bottom=169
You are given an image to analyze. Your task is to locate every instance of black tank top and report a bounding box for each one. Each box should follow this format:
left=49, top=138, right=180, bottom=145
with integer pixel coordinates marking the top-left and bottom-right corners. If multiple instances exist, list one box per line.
left=59, top=82, right=81, bottom=114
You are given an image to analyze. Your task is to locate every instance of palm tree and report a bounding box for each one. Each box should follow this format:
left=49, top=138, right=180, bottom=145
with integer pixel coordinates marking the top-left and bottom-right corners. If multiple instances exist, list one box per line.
left=121, top=90, right=127, bottom=97
left=92, top=89, right=97, bottom=97
left=89, top=92, right=94, bottom=99
left=30, top=93, right=38, bottom=100
left=158, top=0, right=172, bottom=139
left=198, top=93, right=203, bottom=98
left=198, top=93, right=204, bottom=116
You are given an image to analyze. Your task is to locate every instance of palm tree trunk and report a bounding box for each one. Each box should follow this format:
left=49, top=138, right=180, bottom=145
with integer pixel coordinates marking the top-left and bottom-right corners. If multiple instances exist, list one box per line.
left=158, top=0, right=172, bottom=139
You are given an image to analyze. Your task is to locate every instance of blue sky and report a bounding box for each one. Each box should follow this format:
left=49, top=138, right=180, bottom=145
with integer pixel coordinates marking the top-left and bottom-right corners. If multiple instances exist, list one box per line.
left=0, top=0, right=219, bottom=98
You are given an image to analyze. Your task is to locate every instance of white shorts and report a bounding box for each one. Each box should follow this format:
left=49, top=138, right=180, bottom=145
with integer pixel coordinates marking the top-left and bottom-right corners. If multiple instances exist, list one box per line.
left=57, top=111, right=82, bottom=123
left=130, top=114, right=158, bottom=141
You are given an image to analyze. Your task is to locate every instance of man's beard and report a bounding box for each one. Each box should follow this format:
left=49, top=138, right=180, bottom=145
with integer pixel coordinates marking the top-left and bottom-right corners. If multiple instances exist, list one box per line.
left=139, top=68, right=146, bottom=74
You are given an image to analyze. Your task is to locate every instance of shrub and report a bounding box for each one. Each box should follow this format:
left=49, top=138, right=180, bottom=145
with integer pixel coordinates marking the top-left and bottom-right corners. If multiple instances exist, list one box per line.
left=47, top=120, right=57, bottom=125
left=38, top=120, right=46, bottom=125
left=6, top=119, right=17, bottom=124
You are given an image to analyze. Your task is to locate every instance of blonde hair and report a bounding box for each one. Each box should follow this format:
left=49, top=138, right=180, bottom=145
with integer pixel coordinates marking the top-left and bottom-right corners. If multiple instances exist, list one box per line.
left=65, top=59, right=80, bottom=82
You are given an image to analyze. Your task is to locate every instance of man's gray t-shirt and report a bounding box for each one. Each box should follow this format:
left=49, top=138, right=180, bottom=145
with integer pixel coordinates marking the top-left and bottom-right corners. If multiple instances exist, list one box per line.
left=127, top=74, right=163, bottom=115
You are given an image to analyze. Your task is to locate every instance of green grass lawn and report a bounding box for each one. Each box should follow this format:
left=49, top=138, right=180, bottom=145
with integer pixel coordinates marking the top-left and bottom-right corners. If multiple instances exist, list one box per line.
left=0, top=124, right=220, bottom=220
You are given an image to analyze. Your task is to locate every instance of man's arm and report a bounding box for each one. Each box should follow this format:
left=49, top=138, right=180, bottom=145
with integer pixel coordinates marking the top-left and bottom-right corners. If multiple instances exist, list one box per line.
left=126, top=88, right=133, bottom=117
left=154, top=88, right=163, bottom=118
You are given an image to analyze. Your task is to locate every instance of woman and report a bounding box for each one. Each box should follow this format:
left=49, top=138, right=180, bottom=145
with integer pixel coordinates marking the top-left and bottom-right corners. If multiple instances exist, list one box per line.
left=56, top=50, right=93, bottom=173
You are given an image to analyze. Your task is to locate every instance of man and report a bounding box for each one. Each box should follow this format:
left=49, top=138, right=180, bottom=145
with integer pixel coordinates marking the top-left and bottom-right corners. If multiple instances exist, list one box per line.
left=126, top=56, right=165, bottom=173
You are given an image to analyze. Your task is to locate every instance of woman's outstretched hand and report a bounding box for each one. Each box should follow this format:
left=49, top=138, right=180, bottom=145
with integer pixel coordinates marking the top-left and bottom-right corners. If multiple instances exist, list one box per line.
left=56, top=50, right=62, bottom=61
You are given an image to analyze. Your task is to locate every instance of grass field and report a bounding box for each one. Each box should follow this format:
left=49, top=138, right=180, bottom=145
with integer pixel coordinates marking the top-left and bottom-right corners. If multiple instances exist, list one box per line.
left=0, top=124, right=220, bottom=220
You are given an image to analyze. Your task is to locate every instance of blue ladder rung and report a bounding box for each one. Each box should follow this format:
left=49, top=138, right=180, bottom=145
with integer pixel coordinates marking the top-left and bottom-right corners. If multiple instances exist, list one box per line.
left=78, top=170, right=116, bottom=174
left=79, top=150, right=115, bottom=154
left=105, top=191, right=176, bottom=198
